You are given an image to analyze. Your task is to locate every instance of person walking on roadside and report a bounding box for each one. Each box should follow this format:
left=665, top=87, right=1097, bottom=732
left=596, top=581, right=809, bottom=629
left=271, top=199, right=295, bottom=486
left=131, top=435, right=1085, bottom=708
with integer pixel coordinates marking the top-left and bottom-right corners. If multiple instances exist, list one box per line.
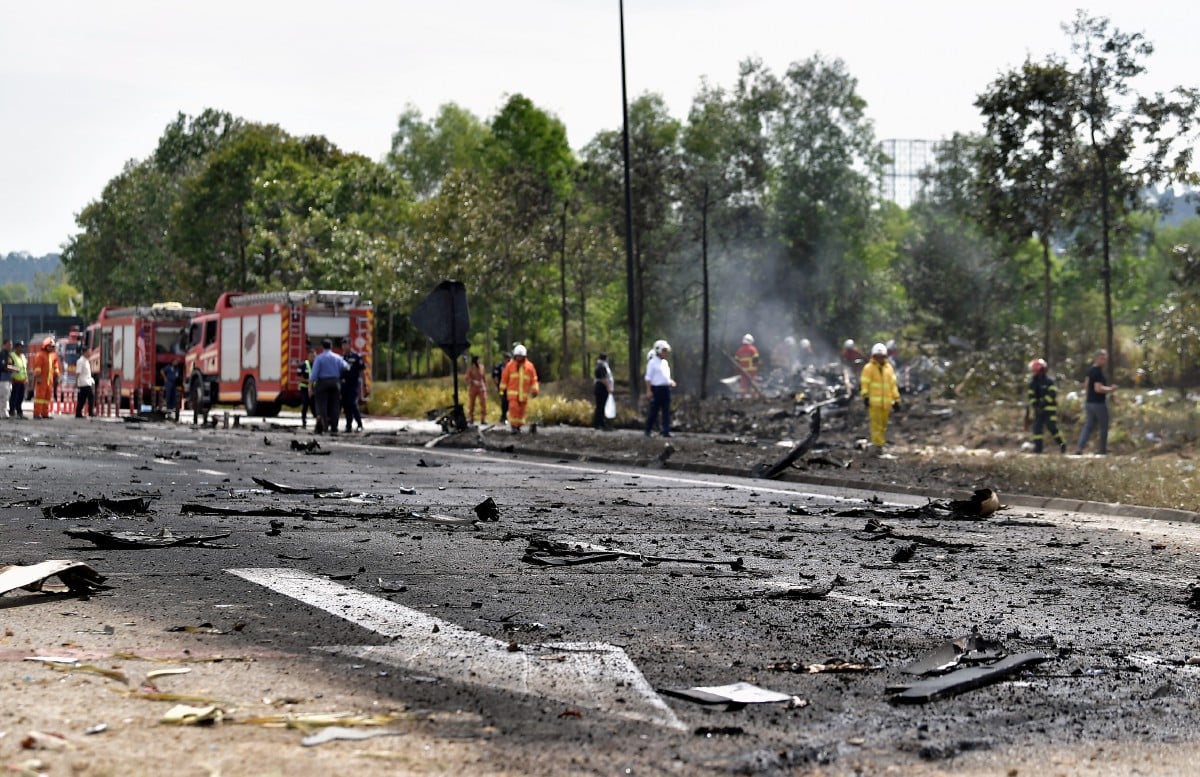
left=75, top=351, right=96, bottom=418
left=339, top=337, right=365, bottom=432
left=860, top=342, right=900, bottom=452
left=298, top=346, right=314, bottom=429
left=1077, top=349, right=1117, bottom=455
left=465, top=355, right=488, bottom=425
left=31, top=337, right=61, bottom=419
left=499, top=344, right=538, bottom=433
left=310, top=338, right=348, bottom=435
left=8, top=341, right=27, bottom=418
left=0, top=339, right=12, bottom=419
left=492, top=351, right=511, bottom=425
left=1025, top=358, right=1066, bottom=453
left=593, top=352, right=614, bottom=430
left=644, top=340, right=676, bottom=437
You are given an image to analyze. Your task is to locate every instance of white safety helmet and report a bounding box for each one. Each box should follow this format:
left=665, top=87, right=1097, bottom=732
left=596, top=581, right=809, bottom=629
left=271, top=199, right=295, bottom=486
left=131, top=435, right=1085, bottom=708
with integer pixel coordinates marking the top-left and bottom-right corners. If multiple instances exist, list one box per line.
left=784, top=336, right=795, bottom=346
left=513, top=344, right=527, bottom=357
left=654, top=339, right=671, bottom=356
left=742, top=334, right=754, bottom=345
left=871, top=342, right=887, bottom=357
left=844, top=339, right=855, bottom=349
left=799, top=338, right=811, bottom=349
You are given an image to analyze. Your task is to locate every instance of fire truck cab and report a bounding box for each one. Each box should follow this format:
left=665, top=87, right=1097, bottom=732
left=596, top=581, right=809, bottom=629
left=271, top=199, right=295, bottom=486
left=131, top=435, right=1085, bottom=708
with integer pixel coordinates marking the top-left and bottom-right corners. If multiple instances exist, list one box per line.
left=184, top=290, right=372, bottom=416
left=85, top=303, right=202, bottom=409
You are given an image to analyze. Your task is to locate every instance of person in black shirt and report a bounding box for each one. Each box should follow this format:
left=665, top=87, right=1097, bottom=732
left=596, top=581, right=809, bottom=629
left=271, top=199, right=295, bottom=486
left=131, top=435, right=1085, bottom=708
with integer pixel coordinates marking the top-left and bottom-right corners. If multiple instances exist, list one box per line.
left=339, top=337, right=365, bottom=432
left=492, top=352, right=511, bottom=425
left=1076, top=349, right=1117, bottom=455
left=1025, top=358, right=1066, bottom=453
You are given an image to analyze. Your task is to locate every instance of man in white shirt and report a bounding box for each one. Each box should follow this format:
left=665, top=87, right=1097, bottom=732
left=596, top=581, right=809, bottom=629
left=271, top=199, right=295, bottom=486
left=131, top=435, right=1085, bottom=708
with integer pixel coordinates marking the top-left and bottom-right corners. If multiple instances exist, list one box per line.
left=75, top=354, right=96, bottom=418
left=644, top=339, right=676, bottom=437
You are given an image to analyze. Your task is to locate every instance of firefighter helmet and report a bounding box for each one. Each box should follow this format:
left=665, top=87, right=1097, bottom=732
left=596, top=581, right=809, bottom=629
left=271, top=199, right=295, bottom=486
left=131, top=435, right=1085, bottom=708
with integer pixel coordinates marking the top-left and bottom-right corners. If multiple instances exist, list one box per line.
left=742, top=334, right=754, bottom=345
left=513, top=344, right=527, bottom=357
left=654, top=339, right=671, bottom=356
left=42, top=337, right=55, bottom=351
left=871, top=342, right=887, bottom=357
left=1030, top=358, right=1047, bottom=374
left=784, top=336, right=796, bottom=346
left=843, top=339, right=855, bottom=349
left=800, top=338, right=811, bottom=349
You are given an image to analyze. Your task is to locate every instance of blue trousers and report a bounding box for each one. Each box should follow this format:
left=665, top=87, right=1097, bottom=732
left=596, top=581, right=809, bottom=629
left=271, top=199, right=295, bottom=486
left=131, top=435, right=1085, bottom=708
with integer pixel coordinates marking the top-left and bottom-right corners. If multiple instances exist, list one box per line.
left=645, top=385, right=671, bottom=436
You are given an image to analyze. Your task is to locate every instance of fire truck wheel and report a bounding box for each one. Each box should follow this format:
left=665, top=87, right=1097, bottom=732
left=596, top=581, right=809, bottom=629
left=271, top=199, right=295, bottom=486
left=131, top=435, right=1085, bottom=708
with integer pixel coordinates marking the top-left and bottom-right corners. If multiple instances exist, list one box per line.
left=242, top=377, right=259, bottom=416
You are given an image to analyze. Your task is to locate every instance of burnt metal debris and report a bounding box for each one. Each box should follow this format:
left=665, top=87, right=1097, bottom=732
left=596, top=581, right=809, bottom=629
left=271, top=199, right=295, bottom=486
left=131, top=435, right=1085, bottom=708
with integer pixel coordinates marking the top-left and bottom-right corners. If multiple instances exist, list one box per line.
left=474, top=497, right=500, bottom=522
left=0, top=560, right=107, bottom=595
left=41, top=497, right=154, bottom=519
left=64, top=528, right=237, bottom=550
left=753, top=409, right=822, bottom=479
left=251, top=477, right=341, bottom=495
left=901, top=633, right=1004, bottom=676
left=523, top=537, right=745, bottom=570
left=289, top=439, right=328, bottom=455
left=888, top=652, right=1050, bottom=704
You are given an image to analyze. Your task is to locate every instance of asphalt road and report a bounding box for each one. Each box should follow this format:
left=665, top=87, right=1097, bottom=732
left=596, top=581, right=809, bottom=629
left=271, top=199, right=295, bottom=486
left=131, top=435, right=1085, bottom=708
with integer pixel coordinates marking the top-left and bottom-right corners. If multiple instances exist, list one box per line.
left=4, top=412, right=1200, bottom=776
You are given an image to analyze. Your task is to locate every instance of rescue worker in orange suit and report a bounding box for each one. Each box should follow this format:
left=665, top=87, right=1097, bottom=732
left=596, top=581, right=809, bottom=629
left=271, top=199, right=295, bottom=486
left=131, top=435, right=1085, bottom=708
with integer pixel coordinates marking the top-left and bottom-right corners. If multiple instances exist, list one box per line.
left=734, top=334, right=760, bottom=396
left=31, top=337, right=62, bottom=419
left=499, top=344, right=538, bottom=433
left=465, top=354, right=488, bottom=425
left=860, top=342, right=900, bottom=451
left=1026, top=358, right=1067, bottom=453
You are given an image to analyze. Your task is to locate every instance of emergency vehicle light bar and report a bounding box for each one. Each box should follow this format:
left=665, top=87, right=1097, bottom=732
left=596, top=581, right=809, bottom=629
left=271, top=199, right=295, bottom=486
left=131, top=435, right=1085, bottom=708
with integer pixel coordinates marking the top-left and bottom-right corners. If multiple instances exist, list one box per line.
left=103, top=304, right=205, bottom=320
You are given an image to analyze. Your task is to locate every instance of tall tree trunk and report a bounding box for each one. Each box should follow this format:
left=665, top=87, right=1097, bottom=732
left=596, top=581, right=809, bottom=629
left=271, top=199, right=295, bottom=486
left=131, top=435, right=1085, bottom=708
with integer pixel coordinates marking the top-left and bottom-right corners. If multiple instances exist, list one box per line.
left=559, top=201, right=569, bottom=380
left=1040, top=235, right=1053, bottom=361
left=1099, top=148, right=1114, bottom=374
left=700, top=182, right=710, bottom=399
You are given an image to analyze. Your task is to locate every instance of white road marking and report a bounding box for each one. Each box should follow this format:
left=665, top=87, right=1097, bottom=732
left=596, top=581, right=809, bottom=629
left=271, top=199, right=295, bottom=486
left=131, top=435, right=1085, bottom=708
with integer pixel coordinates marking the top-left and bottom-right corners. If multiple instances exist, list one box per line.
left=196, top=468, right=227, bottom=476
left=227, top=567, right=684, bottom=730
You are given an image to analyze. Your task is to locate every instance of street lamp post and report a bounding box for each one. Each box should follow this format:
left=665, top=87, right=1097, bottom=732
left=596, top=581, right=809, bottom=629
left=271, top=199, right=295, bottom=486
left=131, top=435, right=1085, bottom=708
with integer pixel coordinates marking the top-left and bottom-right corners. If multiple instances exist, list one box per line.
left=619, top=0, right=638, bottom=406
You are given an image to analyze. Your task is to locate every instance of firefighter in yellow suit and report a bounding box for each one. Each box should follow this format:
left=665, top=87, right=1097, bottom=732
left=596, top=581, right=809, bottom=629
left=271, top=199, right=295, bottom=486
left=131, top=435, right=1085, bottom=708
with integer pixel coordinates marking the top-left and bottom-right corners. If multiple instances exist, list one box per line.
left=860, top=342, right=900, bottom=450
left=32, top=337, right=62, bottom=419
left=499, top=344, right=539, bottom=433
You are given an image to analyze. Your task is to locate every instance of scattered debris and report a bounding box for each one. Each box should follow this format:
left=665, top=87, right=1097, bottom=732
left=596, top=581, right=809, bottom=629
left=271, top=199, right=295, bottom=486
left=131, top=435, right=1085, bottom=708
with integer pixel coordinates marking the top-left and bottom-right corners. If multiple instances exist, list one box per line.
left=766, top=659, right=883, bottom=674
left=522, top=538, right=744, bottom=570
left=765, top=577, right=841, bottom=600
left=289, top=439, right=329, bottom=455
left=888, top=652, right=1049, bottom=704
left=64, top=528, right=237, bottom=550
left=24, top=657, right=128, bottom=684
left=931, top=488, right=1002, bottom=519
left=239, top=712, right=404, bottom=728
left=84, top=724, right=108, bottom=735
left=41, top=497, right=153, bottom=519
left=891, top=543, right=919, bottom=563
left=855, top=519, right=975, bottom=551
left=301, top=726, right=403, bottom=747
left=377, top=578, right=408, bottom=593
left=753, top=409, right=821, bottom=479
left=1185, top=585, right=1200, bottom=610
left=902, top=633, right=1004, bottom=676
left=251, top=477, right=341, bottom=495
left=0, top=560, right=106, bottom=596
left=694, top=726, right=746, bottom=737
left=166, top=623, right=227, bottom=635
left=474, top=497, right=500, bottom=522
left=181, top=503, right=294, bottom=518
left=661, top=681, right=796, bottom=706
left=19, top=731, right=75, bottom=751
left=161, top=704, right=224, bottom=725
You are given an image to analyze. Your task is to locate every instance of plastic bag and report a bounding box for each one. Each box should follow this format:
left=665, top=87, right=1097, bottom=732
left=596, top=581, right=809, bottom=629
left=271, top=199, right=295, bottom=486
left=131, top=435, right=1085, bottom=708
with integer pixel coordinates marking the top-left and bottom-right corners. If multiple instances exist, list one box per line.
left=604, top=393, right=617, bottom=419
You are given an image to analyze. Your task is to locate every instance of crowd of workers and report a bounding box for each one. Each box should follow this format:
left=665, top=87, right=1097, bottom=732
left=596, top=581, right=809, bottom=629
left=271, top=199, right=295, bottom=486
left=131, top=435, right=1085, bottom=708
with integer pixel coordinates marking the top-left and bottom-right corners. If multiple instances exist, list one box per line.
left=0, top=327, right=1118, bottom=457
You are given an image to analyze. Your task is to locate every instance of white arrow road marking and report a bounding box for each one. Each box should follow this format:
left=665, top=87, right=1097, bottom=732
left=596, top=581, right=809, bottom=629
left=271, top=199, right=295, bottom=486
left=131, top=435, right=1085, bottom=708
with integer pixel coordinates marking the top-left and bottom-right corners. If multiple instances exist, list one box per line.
left=227, top=568, right=684, bottom=730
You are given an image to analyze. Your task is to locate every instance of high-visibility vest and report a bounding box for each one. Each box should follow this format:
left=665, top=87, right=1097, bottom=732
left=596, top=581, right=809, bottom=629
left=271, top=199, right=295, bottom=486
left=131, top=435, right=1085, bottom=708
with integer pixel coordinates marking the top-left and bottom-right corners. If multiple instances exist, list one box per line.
left=10, top=353, right=27, bottom=382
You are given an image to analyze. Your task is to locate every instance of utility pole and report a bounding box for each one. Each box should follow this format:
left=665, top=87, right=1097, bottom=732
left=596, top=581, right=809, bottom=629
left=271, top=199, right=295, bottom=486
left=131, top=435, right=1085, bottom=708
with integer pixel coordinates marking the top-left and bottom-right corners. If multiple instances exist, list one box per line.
left=619, top=0, right=638, bottom=404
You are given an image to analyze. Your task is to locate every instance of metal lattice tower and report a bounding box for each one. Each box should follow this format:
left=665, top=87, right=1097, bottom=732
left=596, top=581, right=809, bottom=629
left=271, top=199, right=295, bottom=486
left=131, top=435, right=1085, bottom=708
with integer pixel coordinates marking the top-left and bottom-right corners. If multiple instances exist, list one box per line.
left=879, top=139, right=942, bottom=209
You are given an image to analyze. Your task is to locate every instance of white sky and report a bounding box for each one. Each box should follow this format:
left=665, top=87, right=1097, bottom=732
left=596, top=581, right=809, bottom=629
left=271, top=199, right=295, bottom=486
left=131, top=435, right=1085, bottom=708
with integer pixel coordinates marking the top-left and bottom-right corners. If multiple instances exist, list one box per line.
left=0, top=0, right=1191, bottom=256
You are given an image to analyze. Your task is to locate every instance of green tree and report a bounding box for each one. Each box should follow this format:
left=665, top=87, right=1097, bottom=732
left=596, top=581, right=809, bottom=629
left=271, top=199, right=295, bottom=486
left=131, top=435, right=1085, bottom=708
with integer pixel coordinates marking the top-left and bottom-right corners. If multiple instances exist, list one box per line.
left=388, top=103, right=490, bottom=198
left=975, top=57, right=1083, bottom=362
left=1065, top=11, right=1200, bottom=364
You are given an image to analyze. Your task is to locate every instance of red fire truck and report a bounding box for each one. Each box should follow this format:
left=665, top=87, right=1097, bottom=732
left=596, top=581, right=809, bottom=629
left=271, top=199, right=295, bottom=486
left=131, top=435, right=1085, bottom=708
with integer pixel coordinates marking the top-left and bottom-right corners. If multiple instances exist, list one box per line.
left=85, top=303, right=203, bottom=409
left=184, top=290, right=373, bottom=416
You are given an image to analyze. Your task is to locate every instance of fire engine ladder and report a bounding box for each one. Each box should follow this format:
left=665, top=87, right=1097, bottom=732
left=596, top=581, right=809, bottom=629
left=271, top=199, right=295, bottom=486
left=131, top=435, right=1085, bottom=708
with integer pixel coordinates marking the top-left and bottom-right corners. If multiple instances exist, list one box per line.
left=103, top=303, right=204, bottom=321
left=287, top=305, right=306, bottom=392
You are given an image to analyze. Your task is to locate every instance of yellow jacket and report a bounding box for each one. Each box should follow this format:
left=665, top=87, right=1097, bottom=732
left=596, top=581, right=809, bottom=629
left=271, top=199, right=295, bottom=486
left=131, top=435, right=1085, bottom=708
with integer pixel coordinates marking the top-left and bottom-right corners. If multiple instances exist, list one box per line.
left=860, top=358, right=899, bottom=406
